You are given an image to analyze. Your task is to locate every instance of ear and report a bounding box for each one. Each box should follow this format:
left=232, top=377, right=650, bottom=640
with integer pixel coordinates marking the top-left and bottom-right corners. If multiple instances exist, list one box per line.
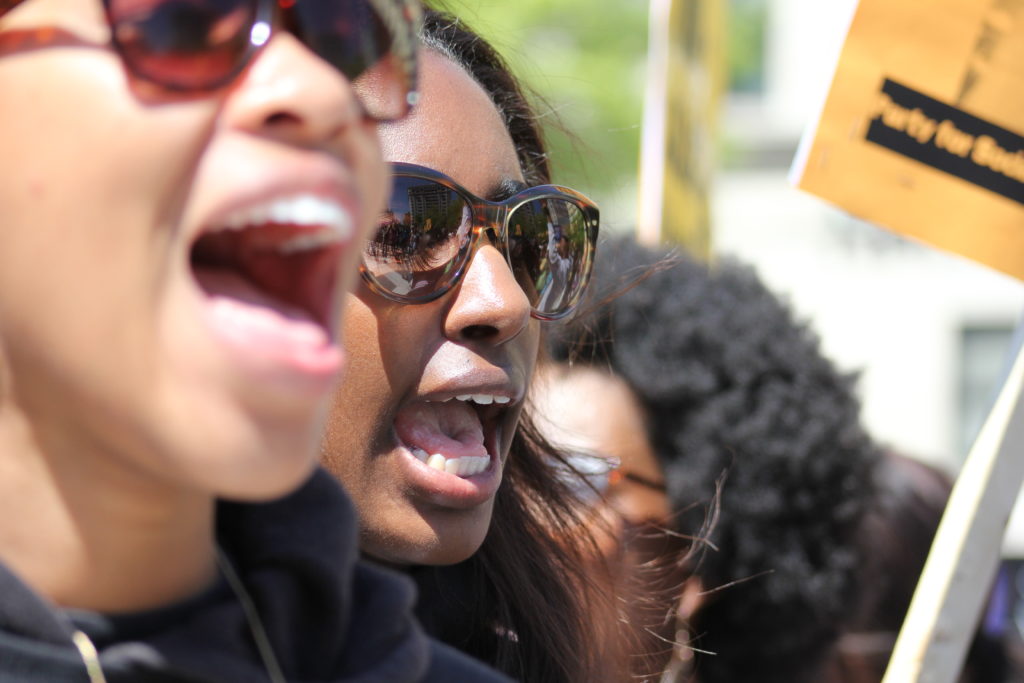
left=665, top=577, right=707, bottom=680
left=678, top=576, right=704, bottom=620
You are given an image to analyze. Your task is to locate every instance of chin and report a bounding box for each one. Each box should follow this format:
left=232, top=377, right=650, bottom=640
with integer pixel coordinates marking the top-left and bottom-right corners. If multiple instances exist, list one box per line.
left=158, top=395, right=325, bottom=502
left=213, top=433, right=320, bottom=501
left=422, top=541, right=486, bottom=566
left=372, top=507, right=494, bottom=567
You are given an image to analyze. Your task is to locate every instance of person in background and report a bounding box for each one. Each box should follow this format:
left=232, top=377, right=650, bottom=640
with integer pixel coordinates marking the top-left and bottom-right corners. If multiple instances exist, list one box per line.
left=531, top=362, right=683, bottom=680
left=824, top=451, right=1013, bottom=683
left=546, top=234, right=881, bottom=683
left=0, top=2, right=507, bottom=680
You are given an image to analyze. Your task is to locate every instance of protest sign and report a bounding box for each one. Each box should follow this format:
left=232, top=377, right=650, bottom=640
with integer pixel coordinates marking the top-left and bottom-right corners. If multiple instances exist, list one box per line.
left=792, top=2, right=1024, bottom=681
left=791, top=0, right=1024, bottom=278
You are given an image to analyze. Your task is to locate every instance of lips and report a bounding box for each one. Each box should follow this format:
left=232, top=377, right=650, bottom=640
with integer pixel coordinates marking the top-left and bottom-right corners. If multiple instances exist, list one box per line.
left=394, top=393, right=513, bottom=481
left=190, top=193, right=354, bottom=379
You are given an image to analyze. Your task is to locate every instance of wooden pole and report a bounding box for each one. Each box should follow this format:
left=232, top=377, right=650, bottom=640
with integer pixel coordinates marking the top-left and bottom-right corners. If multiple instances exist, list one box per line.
left=883, top=336, right=1024, bottom=683
left=637, top=0, right=722, bottom=256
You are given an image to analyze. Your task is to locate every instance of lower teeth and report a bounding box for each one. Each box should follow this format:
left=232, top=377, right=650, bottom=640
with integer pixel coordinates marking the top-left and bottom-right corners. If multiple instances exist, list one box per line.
left=414, top=448, right=488, bottom=477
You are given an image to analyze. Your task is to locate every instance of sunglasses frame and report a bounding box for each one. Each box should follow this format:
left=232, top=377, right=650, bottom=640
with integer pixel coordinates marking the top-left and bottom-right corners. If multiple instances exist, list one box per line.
left=0, top=0, right=420, bottom=122
left=362, top=162, right=600, bottom=321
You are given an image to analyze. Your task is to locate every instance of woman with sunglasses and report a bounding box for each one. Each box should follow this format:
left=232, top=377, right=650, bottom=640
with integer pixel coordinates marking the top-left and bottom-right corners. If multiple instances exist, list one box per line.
left=315, top=6, right=622, bottom=683
left=319, top=9, right=623, bottom=682
left=0, top=2, right=509, bottom=681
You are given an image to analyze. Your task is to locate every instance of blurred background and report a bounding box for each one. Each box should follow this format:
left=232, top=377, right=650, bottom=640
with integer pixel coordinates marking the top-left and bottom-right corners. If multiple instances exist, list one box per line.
left=436, top=3, right=1024, bottom=661
left=441, top=0, right=1024, bottom=554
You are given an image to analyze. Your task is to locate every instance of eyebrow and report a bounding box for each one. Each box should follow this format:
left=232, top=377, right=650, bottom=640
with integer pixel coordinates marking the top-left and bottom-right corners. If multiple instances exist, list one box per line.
left=488, top=177, right=529, bottom=203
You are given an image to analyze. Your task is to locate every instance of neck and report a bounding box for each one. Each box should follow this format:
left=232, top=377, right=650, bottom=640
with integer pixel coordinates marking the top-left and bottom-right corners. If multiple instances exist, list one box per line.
left=0, top=404, right=217, bottom=614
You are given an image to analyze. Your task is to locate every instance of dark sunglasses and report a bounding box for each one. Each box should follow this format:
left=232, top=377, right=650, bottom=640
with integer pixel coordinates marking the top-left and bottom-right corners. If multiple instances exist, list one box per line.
left=362, top=163, right=600, bottom=320
left=0, top=0, right=420, bottom=121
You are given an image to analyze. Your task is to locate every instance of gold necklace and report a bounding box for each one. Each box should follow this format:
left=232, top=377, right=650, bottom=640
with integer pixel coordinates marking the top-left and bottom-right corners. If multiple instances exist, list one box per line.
left=70, top=552, right=287, bottom=683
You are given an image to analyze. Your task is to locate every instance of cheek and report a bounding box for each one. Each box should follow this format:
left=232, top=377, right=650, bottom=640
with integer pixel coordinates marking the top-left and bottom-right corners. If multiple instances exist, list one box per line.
left=352, top=118, right=389, bottom=242
left=0, top=57, right=216, bottom=307
left=516, top=324, right=542, bottom=399
left=0, top=54, right=216, bottom=378
left=342, top=292, right=441, bottom=394
left=326, top=295, right=426, bottom=466
left=500, top=402, right=529, bottom=457
left=2, top=52, right=216, bottom=218
left=328, top=299, right=389, bottom=456
left=524, top=324, right=542, bottom=370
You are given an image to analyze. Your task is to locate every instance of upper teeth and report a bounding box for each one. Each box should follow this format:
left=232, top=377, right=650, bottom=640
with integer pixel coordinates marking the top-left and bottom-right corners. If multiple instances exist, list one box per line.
left=221, top=194, right=352, bottom=243
left=452, top=394, right=511, bottom=405
left=277, top=231, right=344, bottom=255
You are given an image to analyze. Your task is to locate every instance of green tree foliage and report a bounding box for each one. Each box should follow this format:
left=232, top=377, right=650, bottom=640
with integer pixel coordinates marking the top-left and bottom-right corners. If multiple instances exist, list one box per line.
left=433, top=1, right=765, bottom=227
left=437, top=0, right=650, bottom=220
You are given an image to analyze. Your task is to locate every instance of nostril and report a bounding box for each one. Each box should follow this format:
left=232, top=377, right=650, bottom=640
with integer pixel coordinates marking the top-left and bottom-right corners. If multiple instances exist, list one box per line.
left=460, top=324, right=499, bottom=341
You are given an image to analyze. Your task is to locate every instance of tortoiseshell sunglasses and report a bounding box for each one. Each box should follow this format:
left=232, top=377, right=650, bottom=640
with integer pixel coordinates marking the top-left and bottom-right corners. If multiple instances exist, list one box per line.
left=0, top=0, right=420, bottom=121
left=363, top=163, right=600, bottom=321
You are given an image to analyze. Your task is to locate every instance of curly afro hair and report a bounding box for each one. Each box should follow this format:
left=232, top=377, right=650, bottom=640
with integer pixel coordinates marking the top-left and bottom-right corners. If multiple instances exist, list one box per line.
left=548, top=235, right=881, bottom=683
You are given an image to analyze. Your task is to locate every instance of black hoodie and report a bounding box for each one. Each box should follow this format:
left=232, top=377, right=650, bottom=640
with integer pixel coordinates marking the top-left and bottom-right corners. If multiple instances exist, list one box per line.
left=0, top=468, right=509, bottom=682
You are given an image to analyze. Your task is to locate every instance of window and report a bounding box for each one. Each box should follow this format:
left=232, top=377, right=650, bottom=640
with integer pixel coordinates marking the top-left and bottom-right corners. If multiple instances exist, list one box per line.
left=959, top=325, right=1018, bottom=459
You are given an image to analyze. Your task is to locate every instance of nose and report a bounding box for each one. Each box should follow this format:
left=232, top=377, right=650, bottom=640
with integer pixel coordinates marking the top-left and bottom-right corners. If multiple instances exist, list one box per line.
left=444, top=240, right=532, bottom=345
left=220, top=32, right=367, bottom=146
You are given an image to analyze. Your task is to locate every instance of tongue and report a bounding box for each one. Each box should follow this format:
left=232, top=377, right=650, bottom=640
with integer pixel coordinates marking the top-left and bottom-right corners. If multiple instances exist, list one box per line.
left=191, top=223, right=340, bottom=327
left=193, top=267, right=314, bottom=324
left=238, top=244, right=337, bottom=325
left=194, top=268, right=338, bottom=372
left=394, top=401, right=488, bottom=460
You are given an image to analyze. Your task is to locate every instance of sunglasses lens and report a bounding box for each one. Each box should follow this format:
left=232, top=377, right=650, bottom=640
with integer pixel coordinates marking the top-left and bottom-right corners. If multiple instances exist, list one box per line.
left=290, top=0, right=419, bottom=121
left=554, top=452, right=619, bottom=506
left=508, top=198, right=593, bottom=318
left=364, top=176, right=472, bottom=299
left=106, top=0, right=418, bottom=118
left=107, top=0, right=256, bottom=90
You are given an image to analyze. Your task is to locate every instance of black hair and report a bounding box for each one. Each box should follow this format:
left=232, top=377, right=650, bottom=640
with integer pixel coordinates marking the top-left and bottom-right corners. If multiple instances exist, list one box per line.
left=548, top=234, right=881, bottom=683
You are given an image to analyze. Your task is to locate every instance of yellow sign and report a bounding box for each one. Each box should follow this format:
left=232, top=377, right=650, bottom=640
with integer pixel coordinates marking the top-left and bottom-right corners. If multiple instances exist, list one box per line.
left=791, top=0, right=1024, bottom=279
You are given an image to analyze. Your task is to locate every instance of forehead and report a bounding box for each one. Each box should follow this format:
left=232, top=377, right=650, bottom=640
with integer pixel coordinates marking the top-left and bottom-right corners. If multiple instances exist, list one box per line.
left=534, top=367, right=647, bottom=456
left=377, top=49, right=523, bottom=196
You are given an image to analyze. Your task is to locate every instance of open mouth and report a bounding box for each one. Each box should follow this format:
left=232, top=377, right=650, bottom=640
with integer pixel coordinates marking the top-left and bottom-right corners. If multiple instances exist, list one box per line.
left=394, top=394, right=513, bottom=479
left=190, top=194, right=353, bottom=333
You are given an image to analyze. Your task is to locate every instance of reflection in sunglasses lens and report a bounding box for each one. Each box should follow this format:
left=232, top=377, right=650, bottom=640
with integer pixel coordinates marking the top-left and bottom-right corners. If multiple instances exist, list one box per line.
left=364, top=169, right=595, bottom=319
left=290, top=0, right=416, bottom=120
left=109, top=0, right=254, bottom=88
left=366, top=178, right=471, bottom=297
left=290, top=1, right=384, bottom=81
left=105, top=0, right=417, bottom=120
left=510, top=199, right=587, bottom=316
left=554, top=451, right=620, bottom=506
